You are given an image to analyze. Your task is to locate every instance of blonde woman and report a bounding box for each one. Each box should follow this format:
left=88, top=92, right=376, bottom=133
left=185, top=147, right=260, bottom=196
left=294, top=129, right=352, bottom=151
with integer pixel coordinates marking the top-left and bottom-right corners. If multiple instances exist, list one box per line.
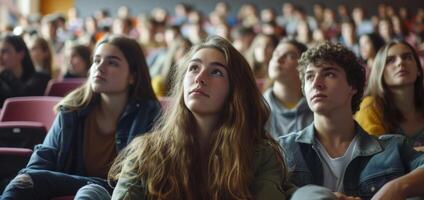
left=107, top=36, right=294, bottom=199
left=356, top=41, right=424, bottom=150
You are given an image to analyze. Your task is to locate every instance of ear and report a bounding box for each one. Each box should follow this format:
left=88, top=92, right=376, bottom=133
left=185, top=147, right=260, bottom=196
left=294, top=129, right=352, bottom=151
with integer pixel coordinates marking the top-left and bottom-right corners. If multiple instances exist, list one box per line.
left=17, top=51, right=25, bottom=61
left=350, top=86, right=357, bottom=96
left=128, top=74, right=135, bottom=85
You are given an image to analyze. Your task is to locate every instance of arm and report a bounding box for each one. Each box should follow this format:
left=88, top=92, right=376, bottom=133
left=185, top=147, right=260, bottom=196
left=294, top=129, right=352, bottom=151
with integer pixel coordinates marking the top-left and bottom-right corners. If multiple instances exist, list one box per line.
left=371, top=168, right=424, bottom=200
left=111, top=160, right=146, bottom=200
left=22, top=113, right=63, bottom=171
left=253, top=143, right=294, bottom=200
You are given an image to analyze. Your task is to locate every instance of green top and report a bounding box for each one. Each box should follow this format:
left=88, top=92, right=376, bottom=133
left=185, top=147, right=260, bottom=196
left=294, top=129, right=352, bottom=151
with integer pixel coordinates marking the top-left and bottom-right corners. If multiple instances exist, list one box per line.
left=111, top=142, right=296, bottom=200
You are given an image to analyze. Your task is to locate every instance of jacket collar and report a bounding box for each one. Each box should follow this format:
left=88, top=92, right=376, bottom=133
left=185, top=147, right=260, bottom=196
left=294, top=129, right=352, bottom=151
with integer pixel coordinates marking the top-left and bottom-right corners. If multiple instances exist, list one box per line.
left=295, top=122, right=383, bottom=157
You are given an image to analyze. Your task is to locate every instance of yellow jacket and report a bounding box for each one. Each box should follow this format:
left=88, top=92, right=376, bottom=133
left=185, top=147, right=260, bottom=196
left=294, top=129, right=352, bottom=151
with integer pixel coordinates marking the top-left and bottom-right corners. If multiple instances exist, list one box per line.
left=355, top=96, right=386, bottom=136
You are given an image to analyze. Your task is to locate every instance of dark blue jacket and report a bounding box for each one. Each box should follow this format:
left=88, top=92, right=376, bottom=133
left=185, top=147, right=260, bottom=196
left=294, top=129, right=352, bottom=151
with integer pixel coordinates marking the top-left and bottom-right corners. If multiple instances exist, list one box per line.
left=21, top=97, right=161, bottom=176
left=279, top=123, right=424, bottom=200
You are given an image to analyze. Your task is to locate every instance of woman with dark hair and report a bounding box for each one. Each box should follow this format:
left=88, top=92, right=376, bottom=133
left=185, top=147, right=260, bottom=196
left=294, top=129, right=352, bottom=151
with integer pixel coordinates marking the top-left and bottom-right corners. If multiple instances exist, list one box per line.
left=1, top=36, right=161, bottom=199
left=355, top=41, right=424, bottom=151
left=103, top=36, right=293, bottom=199
left=358, top=33, right=385, bottom=80
left=0, top=34, right=51, bottom=106
left=63, top=44, right=92, bottom=79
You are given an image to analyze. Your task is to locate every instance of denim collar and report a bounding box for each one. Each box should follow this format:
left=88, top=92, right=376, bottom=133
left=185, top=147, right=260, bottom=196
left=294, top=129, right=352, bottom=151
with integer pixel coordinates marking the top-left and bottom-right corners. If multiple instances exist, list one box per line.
left=295, top=122, right=383, bottom=157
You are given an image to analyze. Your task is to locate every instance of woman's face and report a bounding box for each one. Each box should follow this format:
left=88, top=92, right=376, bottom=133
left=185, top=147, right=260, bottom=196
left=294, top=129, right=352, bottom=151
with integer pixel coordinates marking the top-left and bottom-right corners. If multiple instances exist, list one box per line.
left=28, top=41, right=46, bottom=65
left=183, top=48, right=230, bottom=118
left=359, top=35, right=375, bottom=60
left=90, top=43, right=133, bottom=95
left=383, top=44, right=419, bottom=88
left=0, top=41, right=23, bottom=70
left=67, top=50, right=88, bottom=77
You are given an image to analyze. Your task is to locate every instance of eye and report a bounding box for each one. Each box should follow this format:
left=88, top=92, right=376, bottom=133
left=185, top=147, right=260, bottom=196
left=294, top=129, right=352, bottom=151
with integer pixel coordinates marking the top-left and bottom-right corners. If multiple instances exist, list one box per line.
left=93, top=58, right=101, bottom=64
left=211, top=68, right=224, bottom=77
left=325, top=72, right=335, bottom=78
left=386, top=56, right=395, bottom=64
left=305, top=74, right=314, bottom=81
left=402, top=53, right=413, bottom=61
left=108, top=59, right=119, bottom=67
left=188, top=64, right=199, bottom=72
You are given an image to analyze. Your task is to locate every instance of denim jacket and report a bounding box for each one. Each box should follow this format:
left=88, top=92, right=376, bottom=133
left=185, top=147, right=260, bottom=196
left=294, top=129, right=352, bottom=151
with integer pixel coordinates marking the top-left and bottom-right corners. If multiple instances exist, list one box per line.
left=21, top=96, right=161, bottom=176
left=279, top=123, right=424, bottom=199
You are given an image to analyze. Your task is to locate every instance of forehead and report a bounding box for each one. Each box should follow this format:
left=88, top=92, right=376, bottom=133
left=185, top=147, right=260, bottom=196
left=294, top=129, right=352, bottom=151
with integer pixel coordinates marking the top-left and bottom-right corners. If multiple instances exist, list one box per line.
left=191, top=48, right=227, bottom=64
left=387, top=43, right=413, bottom=56
left=94, top=43, right=124, bottom=57
left=306, top=61, right=342, bottom=72
left=275, top=43, right=299, bottom=53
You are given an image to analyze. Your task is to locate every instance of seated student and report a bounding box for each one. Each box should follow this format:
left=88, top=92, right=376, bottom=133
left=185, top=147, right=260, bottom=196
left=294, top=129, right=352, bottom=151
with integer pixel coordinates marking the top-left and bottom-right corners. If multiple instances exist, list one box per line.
left=264, top=39, right=313, bottom=138
left=279, top=42, right=424, bottom=199
left=0, top=34, right=50, bottom=107
left=1, top=36, right=161, bottom=199
left=62, top=44, right=92, bottom=79
left=355, top=41, right=424, bottom=151
left=84, top=36, right=294, bottom=200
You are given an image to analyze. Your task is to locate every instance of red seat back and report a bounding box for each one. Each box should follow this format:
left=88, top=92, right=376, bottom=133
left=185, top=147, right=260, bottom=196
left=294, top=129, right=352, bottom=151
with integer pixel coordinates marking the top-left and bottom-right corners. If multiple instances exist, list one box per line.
left=0, top=96, right=62, bottom=131
left=44, top=78, right=85, bottom=97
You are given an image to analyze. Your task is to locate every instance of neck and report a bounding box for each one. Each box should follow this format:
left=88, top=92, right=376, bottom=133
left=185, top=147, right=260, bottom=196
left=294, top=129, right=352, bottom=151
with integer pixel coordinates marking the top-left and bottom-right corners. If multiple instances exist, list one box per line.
left=12, top=65, right=23, bottom=79
left=314, top=110, right=356, bottom=145
left=272, top=78, right=303, bottom=106
left=367, top=58, right=374, bottom=69
left=98, top=92, right=128, bottom=121
left=390, top=85, right=416, bottom=115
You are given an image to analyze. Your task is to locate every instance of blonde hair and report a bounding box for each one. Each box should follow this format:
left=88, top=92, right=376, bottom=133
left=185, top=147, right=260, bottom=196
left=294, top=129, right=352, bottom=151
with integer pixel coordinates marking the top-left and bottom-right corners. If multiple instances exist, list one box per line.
left=109, top=36, right=287, bottom=199
left=367, top=41, right=424, bottom=131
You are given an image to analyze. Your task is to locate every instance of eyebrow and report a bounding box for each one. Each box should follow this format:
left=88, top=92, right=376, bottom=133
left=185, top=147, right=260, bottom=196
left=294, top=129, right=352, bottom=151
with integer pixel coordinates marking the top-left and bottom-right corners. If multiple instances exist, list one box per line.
left=94, top=55, right=123, bottom=61
left=189, top=58, right=228, bottom=69
left=387, top=52, right=413, bottom=57
left=305, top=66, right=340, bottom=74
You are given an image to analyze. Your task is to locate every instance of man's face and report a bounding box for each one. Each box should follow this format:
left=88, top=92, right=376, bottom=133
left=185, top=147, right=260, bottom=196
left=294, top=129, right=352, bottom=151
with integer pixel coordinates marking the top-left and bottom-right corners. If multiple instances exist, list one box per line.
left=303, top=61, right=357, bottom=115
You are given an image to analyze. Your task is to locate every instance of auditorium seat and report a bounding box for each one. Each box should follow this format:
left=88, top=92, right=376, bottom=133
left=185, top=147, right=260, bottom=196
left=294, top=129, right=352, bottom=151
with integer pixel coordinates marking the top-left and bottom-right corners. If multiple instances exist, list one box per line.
left=44, top=78, right=85, bottom=97
left=0, top=96, right=62, bottom=131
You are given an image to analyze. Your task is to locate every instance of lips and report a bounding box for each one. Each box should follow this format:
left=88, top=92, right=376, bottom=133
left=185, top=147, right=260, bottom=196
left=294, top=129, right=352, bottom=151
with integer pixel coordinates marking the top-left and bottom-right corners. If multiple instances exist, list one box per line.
left=311, top=93, right=327, bottom=101
left=93, top=74, right=106, bottom=81
left=190, top=88, right=210, bottom=97
left=395, top=69, right=409, bottom=76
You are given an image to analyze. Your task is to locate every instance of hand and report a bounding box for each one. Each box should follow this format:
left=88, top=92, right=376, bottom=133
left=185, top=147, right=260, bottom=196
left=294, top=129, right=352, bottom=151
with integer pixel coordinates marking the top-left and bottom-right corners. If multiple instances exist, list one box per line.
left=371, top=180, right=405, bottom=200
left=334, top=192, right=361, bottom=200
left=414, top=146, right=424, bottom=152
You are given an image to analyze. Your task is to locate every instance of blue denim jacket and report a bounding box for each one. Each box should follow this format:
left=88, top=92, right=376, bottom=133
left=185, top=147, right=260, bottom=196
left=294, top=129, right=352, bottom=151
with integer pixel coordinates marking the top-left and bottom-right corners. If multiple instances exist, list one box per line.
left=279, top=123, right=424, bottom=199
left=21, top=96, right=161, bottom=176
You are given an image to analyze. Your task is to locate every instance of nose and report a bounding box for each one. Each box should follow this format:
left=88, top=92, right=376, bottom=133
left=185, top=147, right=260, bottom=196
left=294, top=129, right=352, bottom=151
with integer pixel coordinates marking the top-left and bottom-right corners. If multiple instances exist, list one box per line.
left=94, top=60, right=105, bottom=72
left=195, top=69, right=207, bottom=85
left=395, top=56, right=405, bottom=67
left=311, top=75, right=325, bottom=90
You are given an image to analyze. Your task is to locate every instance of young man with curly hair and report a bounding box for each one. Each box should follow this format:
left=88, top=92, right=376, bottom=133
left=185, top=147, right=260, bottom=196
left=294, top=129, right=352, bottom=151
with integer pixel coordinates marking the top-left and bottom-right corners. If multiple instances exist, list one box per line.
left=279, top=42, right=424, bottom=199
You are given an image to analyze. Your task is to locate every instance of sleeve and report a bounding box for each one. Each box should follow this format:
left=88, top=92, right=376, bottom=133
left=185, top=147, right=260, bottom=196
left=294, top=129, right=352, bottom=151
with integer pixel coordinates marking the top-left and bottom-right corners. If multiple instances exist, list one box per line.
left=354, top=97, right=386, bottom=136
left=398, top=137, right=424, bottom=171
left=22, top=113, right=63, bottom=171
left=111, top=160, right=147, bottom=200
left=253, top=144, right=293, bottom=200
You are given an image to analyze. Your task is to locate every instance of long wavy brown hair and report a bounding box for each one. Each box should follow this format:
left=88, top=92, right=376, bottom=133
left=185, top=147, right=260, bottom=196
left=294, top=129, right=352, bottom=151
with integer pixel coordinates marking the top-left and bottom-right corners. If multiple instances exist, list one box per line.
left=109, top=36, right=287, bottom=199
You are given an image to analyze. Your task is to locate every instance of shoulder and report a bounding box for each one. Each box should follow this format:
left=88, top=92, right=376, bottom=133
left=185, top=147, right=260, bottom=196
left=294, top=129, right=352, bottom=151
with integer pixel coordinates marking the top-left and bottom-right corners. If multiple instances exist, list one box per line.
left=358, top=96, right=378, bottom=110
left=278, top=131, right=301, bottom=149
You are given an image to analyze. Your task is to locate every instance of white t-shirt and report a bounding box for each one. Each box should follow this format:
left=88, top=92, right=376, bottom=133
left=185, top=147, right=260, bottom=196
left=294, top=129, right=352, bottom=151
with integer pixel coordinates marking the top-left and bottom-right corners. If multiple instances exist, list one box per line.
left=314, top=135, right=358, bottom=192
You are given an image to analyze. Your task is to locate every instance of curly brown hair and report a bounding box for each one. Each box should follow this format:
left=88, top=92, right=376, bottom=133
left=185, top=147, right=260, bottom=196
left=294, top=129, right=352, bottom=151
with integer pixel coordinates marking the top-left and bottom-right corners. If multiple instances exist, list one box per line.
left=298, top=42, right=365, bottom=113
